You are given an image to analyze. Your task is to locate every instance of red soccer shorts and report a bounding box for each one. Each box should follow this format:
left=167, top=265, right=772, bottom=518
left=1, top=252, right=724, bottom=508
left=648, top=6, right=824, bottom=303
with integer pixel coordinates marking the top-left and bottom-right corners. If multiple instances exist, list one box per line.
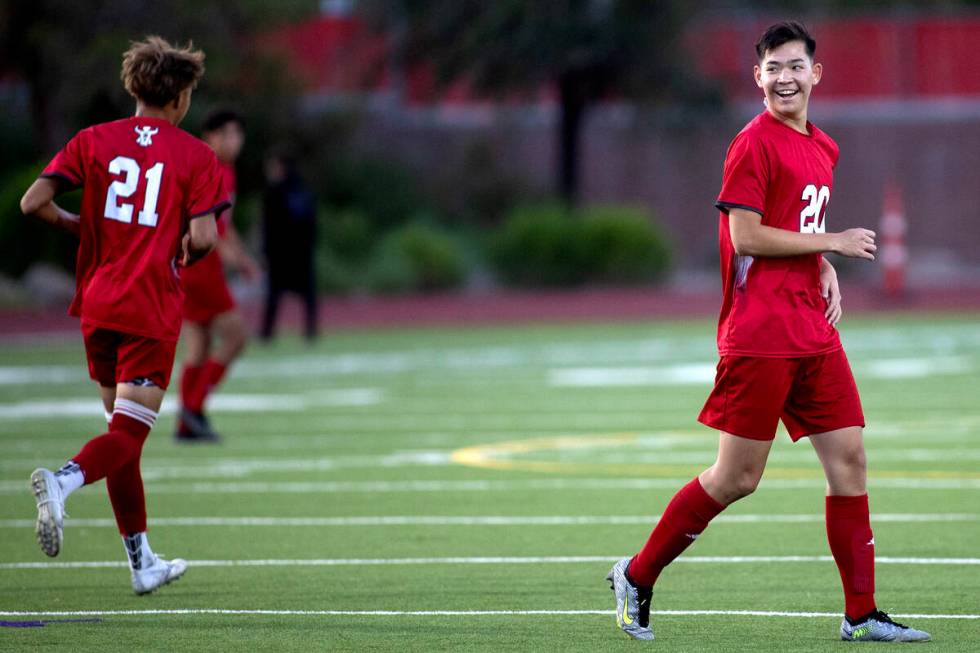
left=181, top=252, right=235, bottom=325
left=81, top=321, right=177, bottom=390
left=697, top=349, right=865, bottom=441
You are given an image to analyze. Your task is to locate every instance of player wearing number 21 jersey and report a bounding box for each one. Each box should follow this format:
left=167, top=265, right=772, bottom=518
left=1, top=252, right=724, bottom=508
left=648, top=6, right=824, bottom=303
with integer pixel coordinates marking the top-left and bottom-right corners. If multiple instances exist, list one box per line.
left=44, top=115, right=228, bottom=342
left=20, top=36, right=225, bottom=595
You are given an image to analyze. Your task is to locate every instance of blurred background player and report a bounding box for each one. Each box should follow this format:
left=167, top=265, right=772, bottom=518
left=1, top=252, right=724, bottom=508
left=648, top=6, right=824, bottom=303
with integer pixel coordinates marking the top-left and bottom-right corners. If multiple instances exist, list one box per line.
left=176, top=109, right=260, bottom=443
left=21, top=36, right=225, bottom=594
left=606, top=22, right=931, bottom=643
left=260, top=147, right=319, bottom=342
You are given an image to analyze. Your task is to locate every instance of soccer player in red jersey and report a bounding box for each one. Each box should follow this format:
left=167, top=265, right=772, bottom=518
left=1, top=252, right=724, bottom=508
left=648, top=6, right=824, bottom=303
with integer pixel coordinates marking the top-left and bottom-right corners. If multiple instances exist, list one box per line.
left=176, top=109, right=259, bottom=443
left=20, top=36, right=227, bottom=594
left=606, top=22, right=931, bottom=642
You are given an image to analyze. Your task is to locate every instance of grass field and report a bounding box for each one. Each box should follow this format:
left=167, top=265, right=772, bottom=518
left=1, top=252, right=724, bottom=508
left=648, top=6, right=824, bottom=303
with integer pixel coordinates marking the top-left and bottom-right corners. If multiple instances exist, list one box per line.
left=1, top=314, right=978, bottom=651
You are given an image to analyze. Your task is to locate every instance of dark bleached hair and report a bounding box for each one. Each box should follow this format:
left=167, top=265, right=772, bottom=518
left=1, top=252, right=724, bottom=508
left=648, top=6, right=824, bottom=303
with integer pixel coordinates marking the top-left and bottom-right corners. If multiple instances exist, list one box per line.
left=202, top=109, right=245, bottom=134
left=121, top=36, right=205, bottom=107
left=755, top=21, right=816, bottom=61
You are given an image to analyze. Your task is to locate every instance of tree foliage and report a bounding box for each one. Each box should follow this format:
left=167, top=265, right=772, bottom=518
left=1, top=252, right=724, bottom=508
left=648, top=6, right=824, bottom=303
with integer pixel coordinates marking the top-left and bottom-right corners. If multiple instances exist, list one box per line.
left=364, top=0, right=710, bottom=201
left=0, top=0, right=318, bottom=154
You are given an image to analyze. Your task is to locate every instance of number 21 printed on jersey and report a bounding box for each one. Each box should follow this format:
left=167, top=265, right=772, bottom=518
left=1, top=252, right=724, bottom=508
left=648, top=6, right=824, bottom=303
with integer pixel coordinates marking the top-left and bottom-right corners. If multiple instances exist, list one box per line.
left=104, top=156, right=165, bottom=227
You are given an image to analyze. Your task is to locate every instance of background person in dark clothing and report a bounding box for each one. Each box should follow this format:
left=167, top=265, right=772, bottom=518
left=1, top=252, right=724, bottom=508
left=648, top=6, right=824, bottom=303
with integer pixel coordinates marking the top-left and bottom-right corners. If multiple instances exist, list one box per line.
left=261, top=149, right=318, bottom=341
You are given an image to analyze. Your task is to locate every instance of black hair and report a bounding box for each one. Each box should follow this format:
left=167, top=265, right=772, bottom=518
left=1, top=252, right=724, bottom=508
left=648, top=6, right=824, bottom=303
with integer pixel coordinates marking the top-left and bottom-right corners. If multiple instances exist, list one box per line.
left=755, top=21, right=815, bottom=61
left=202, top=109, right=244, bottom=133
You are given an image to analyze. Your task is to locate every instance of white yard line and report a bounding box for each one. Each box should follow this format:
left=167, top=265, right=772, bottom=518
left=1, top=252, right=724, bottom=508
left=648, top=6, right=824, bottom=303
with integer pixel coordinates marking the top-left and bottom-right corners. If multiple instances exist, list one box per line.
left=1, top=513, right=977, bottom=529
left=2, top=555, right=978, bottom=571
left=0, top=608, right=975, bottom=619
left=3, top=476, right=978, bottom=496
left=0, top=389, right=382, bottom=420
left=548, top=357, right=976, bottom=387
left=4, top=321, right=980, bottom=388
left=549, top=365, right=716, bottom=387
left=0, top=451, right=453, bottom=476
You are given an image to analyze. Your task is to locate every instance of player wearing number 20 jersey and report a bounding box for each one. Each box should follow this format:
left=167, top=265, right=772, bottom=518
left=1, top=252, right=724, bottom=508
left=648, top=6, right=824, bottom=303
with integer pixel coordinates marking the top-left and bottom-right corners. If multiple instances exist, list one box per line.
left=42, top=115, right=229, bottom=343
left=608, top=22, right=930, bottom=644
left=714, top=110, right=841, bottom=358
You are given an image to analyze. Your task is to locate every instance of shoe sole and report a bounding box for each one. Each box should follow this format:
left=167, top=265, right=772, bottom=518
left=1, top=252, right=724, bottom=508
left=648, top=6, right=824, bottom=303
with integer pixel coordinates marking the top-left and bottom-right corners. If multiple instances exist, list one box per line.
left=30, top=470, right=62, bottom=557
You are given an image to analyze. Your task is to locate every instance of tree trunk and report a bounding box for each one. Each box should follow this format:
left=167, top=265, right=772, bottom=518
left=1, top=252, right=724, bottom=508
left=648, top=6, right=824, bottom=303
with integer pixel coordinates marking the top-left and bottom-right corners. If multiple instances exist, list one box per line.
left=558, top=72, right=588, bottom=205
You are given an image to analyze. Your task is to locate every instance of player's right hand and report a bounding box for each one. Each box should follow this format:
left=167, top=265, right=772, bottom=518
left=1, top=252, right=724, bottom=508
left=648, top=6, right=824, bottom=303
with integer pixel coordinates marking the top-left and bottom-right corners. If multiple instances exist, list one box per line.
left=834, top=228, right=876, bottom=260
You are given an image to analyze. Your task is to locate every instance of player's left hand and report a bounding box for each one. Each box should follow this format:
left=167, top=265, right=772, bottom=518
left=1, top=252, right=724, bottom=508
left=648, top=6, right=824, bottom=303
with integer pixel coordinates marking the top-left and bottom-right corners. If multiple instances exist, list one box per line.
left=239, top=256, right=262, bottom=282
left=820, top=260, right=842, bottom=327
left=180, top=233, right=192, bottom=267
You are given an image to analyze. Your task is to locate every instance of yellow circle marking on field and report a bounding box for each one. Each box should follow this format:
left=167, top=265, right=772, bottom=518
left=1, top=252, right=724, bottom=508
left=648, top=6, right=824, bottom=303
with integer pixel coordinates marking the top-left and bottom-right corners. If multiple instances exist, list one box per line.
left=450, top=432, right=980, bottom=480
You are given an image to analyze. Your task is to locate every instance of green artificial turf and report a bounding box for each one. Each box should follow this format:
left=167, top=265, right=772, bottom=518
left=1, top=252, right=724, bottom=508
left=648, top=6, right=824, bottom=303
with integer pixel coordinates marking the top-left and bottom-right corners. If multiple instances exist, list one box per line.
left=1, top=314, right=978, bottom=651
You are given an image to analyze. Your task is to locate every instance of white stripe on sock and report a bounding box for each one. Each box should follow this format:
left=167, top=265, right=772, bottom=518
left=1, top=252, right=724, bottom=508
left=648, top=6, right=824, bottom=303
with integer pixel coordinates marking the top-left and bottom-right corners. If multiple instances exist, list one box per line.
left=113, top=399, right=157, bottom=428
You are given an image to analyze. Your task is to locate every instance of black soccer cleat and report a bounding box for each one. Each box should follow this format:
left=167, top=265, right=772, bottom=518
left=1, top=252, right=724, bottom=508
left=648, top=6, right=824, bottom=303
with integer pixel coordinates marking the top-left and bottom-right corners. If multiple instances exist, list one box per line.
left=174, top=407, right=221, bottom=443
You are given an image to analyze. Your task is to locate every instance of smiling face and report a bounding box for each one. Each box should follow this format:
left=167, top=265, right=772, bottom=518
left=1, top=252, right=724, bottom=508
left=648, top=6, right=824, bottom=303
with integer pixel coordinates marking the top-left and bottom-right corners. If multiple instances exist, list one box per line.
left=754, top=40, right=822, bottom=130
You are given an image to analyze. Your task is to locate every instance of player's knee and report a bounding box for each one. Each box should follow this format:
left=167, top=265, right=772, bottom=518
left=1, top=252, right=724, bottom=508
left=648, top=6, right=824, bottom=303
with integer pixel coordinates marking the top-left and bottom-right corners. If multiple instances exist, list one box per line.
left=839, top=445, right=867, bottom=475
left=709, top=468, right=762, bottom=503
left=731, top=471, right=762, bottom=500
left=219, top=316, right=248, bottom=353
left=230, top=322, right=249, bottom=353
left=852, top=447, right=867, bottom=472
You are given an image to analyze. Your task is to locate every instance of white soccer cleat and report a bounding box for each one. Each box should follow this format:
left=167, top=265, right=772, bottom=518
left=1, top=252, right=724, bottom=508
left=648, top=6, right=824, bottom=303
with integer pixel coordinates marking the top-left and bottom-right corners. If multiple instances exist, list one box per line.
left=606, top=557, right=654, bottom=640
left=132, top=556, right=188, bottom=595
left=30, top=468, right=65, bottom=557
left=840, top=610, right=932, bottom=642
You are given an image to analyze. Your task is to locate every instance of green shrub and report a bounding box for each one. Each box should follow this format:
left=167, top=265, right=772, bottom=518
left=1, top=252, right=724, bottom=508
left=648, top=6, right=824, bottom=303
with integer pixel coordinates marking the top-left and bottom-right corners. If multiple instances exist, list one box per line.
left=366, top=222, right=466, bottom=294
left=0, top=164, right=79, bottom=278
left=490, top=203, right=587, bottom=287
left=322, top=159, right=428, bottom=230
left=578, top=205, right=672, bottom=284
left=490, top=202, right=672, bottom=287
left=315, top=249, right=358, bottom=296
left=320, top=207, right=375, bottom=265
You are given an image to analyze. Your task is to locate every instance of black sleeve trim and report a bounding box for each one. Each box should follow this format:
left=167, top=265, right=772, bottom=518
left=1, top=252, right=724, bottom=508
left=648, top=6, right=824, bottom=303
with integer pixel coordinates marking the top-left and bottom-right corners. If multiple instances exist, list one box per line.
left=40, top=172, right=81, bottom=191
left=716, top=201, right=763, bottom=217
left=189, top=199, right=231, bottom=220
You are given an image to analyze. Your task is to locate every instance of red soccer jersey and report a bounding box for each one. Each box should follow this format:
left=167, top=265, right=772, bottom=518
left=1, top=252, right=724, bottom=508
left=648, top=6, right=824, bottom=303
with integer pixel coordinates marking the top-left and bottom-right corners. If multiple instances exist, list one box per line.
left=218, top=160, right=236, bottom=238
left=42, top=116, right=229, bottom=342
left=180, top=158, right=236, bottom=299
left=714, top=110, right=842, bottom=357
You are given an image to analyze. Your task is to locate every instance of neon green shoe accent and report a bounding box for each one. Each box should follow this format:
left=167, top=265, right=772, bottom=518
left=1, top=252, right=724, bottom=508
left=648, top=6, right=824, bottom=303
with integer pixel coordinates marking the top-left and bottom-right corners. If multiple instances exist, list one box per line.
left=851, top=626, right=871, bottom=639
left=622, top=592, right=634, bottom=626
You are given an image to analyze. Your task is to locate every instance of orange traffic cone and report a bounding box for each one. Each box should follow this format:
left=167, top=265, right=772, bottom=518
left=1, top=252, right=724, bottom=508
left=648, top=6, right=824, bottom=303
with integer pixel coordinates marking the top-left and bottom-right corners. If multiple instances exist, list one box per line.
left=880, top=182, right=907, bottom=297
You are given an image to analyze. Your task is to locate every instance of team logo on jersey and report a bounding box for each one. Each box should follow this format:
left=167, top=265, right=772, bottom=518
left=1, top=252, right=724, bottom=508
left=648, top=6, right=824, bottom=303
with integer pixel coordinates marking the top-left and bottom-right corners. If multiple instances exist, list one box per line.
left=134, top=126, right=159, bottom=147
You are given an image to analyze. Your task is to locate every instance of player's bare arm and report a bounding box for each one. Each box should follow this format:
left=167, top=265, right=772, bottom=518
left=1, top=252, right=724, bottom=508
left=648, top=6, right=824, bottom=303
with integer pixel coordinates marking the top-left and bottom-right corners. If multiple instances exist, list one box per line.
left=216, top=220, right=261, bottom=280
left=183, top=214, right=218, bottom=266
left=20, top=178, right=81, bottom=237
left=729, top=208, right=876, bottom=260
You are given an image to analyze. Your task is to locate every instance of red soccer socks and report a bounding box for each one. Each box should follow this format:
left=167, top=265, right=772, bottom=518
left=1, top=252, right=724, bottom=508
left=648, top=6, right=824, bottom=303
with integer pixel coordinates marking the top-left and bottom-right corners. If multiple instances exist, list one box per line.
left=827, top=493, right=877, bottom=619
left=107, top=459, right=147, bottom=535
left=182, top=359, right=228, bottom=413
left=628, top=477, right=726, bottom=587
left=72, top=401, right=154, bottom=485
left=201, top=359, right=228, bottom=400
left=180, top=363, right=204, bottom=412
